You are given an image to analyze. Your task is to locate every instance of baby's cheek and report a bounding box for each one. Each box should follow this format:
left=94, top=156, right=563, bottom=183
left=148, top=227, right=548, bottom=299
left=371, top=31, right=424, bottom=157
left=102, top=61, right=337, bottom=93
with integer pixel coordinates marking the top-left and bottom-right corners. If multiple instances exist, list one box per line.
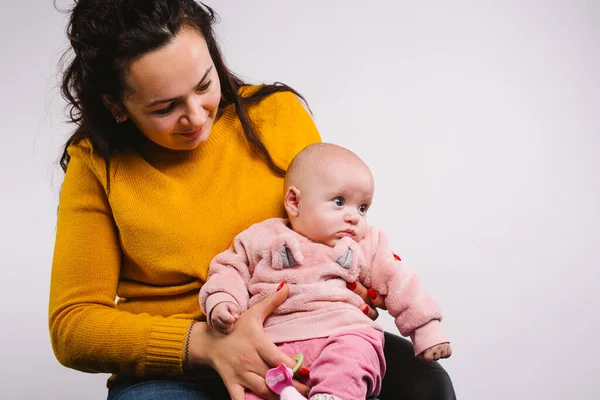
left=309, top=213, right=327, bottom=228
left=324, top=211, right=340, bottom=225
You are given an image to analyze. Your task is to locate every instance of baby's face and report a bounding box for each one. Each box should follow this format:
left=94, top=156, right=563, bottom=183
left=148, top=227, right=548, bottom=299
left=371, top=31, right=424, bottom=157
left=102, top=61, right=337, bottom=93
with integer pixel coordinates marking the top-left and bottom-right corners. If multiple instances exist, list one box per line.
left=294, top=162, right=374, bottom=247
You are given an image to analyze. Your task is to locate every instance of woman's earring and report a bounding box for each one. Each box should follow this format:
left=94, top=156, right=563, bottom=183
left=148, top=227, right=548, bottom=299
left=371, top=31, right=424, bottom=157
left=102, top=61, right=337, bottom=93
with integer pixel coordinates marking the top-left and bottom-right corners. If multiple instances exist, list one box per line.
left=116, top=116, right=122, bottom=124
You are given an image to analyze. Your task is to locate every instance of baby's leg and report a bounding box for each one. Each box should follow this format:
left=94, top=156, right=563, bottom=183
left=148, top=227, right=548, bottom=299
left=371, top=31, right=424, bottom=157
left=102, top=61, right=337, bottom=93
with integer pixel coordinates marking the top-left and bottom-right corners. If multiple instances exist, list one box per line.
left=280, top=386, right=308, bottom=400
left=246, top=388, right=308, bottom=400
left=308, top=328, right=385, bottom=400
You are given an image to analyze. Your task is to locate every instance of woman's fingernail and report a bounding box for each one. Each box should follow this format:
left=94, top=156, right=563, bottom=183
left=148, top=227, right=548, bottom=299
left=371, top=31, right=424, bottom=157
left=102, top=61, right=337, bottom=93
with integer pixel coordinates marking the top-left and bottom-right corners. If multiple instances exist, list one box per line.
left=361, top=304, right=369, bottom=315
left=346, top=282, right=357, bottom=290
left=298, top=367, right=310, bottom=377
left=367, top=289, right=377, bottom=300
left=277, top=281, right=287, bottom=291
left=393, top=253, right=401, bottom=261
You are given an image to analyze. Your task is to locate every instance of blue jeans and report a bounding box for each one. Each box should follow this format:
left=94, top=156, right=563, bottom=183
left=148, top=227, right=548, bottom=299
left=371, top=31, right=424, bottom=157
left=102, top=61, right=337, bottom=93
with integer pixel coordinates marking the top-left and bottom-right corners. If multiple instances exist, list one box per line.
left=107, top=377, right=229, bottom=400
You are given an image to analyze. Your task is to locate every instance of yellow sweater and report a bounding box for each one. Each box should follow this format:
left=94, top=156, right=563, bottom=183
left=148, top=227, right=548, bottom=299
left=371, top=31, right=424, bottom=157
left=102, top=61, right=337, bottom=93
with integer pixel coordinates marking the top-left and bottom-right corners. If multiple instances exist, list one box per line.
left=49, top=89, right=321, bottom=378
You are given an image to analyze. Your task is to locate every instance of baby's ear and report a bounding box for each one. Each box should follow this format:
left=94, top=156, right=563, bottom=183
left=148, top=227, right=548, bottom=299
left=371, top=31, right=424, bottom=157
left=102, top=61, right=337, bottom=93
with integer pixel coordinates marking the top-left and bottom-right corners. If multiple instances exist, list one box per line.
left=283, top=186, right=301, bottom=217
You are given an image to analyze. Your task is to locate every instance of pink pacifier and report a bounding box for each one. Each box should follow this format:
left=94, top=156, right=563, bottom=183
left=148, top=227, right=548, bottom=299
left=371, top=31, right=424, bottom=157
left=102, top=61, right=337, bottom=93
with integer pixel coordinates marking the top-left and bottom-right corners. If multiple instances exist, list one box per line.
left=265, top=354, right=304, bottom=394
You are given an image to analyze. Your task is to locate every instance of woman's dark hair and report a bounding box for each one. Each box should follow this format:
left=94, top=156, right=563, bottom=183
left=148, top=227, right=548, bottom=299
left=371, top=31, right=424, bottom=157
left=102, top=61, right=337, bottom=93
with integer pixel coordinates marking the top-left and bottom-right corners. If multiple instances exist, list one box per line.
left=58, top=0, right=306, bottom=189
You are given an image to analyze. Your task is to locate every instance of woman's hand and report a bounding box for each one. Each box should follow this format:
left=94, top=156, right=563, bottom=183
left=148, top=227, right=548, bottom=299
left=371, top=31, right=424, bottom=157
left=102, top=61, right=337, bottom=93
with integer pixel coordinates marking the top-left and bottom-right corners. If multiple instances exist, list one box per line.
left=346, top=280, right=386, bottom=320
left=189, top=283, right=309, bottom=400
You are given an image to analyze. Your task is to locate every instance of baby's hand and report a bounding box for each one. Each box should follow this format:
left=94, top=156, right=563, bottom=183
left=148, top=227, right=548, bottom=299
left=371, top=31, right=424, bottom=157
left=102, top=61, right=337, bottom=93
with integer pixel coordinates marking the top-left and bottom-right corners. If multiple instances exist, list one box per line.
left=210, top=302, right=241, bottom=334
left=419, top=343, right=452, bottom=362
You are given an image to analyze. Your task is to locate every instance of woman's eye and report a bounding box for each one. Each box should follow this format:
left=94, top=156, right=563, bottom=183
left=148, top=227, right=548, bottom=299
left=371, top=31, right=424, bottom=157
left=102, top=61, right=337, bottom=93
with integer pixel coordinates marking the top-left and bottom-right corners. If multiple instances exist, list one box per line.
left=152, top=103, right=176, bottom=115
left=358, top=204, right=368, bottom=214
left=196, top=80, right=212, bottom=92
left=333, top=197, right=344, bottom=206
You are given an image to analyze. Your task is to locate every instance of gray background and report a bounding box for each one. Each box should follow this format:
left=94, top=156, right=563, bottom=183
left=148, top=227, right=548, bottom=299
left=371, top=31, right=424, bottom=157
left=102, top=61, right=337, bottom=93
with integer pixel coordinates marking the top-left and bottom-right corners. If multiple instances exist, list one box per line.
left=1, top=1, right=599, bottom=399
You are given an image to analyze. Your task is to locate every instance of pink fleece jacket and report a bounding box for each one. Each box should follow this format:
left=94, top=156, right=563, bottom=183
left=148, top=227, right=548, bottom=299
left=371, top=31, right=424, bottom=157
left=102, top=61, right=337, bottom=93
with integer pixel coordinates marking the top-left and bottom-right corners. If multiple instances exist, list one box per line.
left=199, top=218, right=448, bottom=355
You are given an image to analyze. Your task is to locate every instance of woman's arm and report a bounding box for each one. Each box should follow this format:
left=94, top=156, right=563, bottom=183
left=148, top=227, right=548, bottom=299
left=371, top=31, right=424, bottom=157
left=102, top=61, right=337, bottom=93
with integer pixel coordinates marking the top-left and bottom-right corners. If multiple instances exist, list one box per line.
left=49, top=142, right=192, bottom=377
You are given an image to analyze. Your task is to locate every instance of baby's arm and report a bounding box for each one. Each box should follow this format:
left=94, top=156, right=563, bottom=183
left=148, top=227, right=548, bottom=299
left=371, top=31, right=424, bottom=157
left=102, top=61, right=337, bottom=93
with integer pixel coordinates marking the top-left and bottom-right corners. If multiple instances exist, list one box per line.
left=361, top=228, right=450, bottom=357
left=199, top=231, right=254, bottom=329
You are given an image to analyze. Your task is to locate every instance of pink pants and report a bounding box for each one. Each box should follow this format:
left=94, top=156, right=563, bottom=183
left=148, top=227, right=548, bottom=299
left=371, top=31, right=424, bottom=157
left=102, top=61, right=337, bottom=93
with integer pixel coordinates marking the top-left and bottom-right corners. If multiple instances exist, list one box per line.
left=246, top=328, right=385, bottom=400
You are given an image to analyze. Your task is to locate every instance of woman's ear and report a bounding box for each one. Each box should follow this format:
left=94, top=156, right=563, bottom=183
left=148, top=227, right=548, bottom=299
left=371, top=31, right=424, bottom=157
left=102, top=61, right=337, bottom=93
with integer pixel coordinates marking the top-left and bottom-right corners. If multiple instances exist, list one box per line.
left=284, top=186, right=301, bottom=217
left=101, top=94, right=128, bottom=123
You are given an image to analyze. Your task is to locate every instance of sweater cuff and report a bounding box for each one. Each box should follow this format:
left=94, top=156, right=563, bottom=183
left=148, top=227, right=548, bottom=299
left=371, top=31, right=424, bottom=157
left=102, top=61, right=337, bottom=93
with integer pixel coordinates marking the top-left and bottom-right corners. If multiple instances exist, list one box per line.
left=205, top=293, right=239, bottom=327
left=410, top=320, right=449, bottom=356
left=141, top=319, right=193, bottom=376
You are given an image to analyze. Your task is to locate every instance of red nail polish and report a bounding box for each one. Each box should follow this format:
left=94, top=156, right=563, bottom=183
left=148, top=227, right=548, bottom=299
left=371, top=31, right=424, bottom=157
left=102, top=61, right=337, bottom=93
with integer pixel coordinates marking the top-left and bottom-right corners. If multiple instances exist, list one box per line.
left=393, top=253, right=401, bottom=261
left=298, top=367, right=310, bottom=377
left=367, top=289, right=377, bottom=300
left=277, top=281, right=287, bottom=291
left=361, top=305, right=369, bottom=315
left=346, top=282, right=357, bottom=290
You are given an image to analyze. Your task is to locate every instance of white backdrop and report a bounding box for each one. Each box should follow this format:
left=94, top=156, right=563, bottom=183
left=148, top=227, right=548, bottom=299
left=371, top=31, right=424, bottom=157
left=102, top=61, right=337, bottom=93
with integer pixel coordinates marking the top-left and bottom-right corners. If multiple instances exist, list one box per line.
left=1, top=1, right=599, bottom=399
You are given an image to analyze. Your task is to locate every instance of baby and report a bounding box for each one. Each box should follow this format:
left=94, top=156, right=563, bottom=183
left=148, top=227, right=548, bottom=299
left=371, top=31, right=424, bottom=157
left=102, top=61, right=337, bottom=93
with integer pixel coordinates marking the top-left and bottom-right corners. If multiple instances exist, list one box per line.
left=200, top=143, right=451, bottom=400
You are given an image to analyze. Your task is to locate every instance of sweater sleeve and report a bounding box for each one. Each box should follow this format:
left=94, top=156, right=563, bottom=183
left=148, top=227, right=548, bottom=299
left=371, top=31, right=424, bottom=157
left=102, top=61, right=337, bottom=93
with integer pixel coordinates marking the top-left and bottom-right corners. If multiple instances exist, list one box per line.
left=360, top=228, right=449, bottom=356
left=49, top=142, right=192, bottom=377
left=199, top=231, right=253, bottom=323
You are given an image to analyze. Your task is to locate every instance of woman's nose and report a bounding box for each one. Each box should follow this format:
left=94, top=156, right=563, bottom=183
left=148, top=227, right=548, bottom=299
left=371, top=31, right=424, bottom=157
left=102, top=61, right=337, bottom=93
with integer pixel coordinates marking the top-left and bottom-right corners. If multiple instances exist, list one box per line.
left=180, top=96, right=208, bottom=127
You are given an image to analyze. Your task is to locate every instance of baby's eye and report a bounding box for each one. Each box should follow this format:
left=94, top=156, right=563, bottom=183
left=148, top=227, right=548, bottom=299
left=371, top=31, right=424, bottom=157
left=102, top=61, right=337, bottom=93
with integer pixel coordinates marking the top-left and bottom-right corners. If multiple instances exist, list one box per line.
left=358, top=204, right=368, bottom=214
left=333, top=197, right=344, bottom=206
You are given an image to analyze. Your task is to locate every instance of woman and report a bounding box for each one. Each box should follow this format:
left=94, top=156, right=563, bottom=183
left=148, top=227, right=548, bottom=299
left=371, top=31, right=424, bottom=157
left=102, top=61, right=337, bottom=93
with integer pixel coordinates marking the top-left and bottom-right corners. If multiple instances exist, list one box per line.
left=49, top=1, right=456, bottom=399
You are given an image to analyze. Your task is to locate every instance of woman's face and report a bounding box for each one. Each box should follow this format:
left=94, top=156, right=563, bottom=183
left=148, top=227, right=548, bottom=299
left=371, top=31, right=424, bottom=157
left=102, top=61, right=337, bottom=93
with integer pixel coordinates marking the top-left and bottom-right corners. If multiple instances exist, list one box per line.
left=117, top=27, right=222, bottom=150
